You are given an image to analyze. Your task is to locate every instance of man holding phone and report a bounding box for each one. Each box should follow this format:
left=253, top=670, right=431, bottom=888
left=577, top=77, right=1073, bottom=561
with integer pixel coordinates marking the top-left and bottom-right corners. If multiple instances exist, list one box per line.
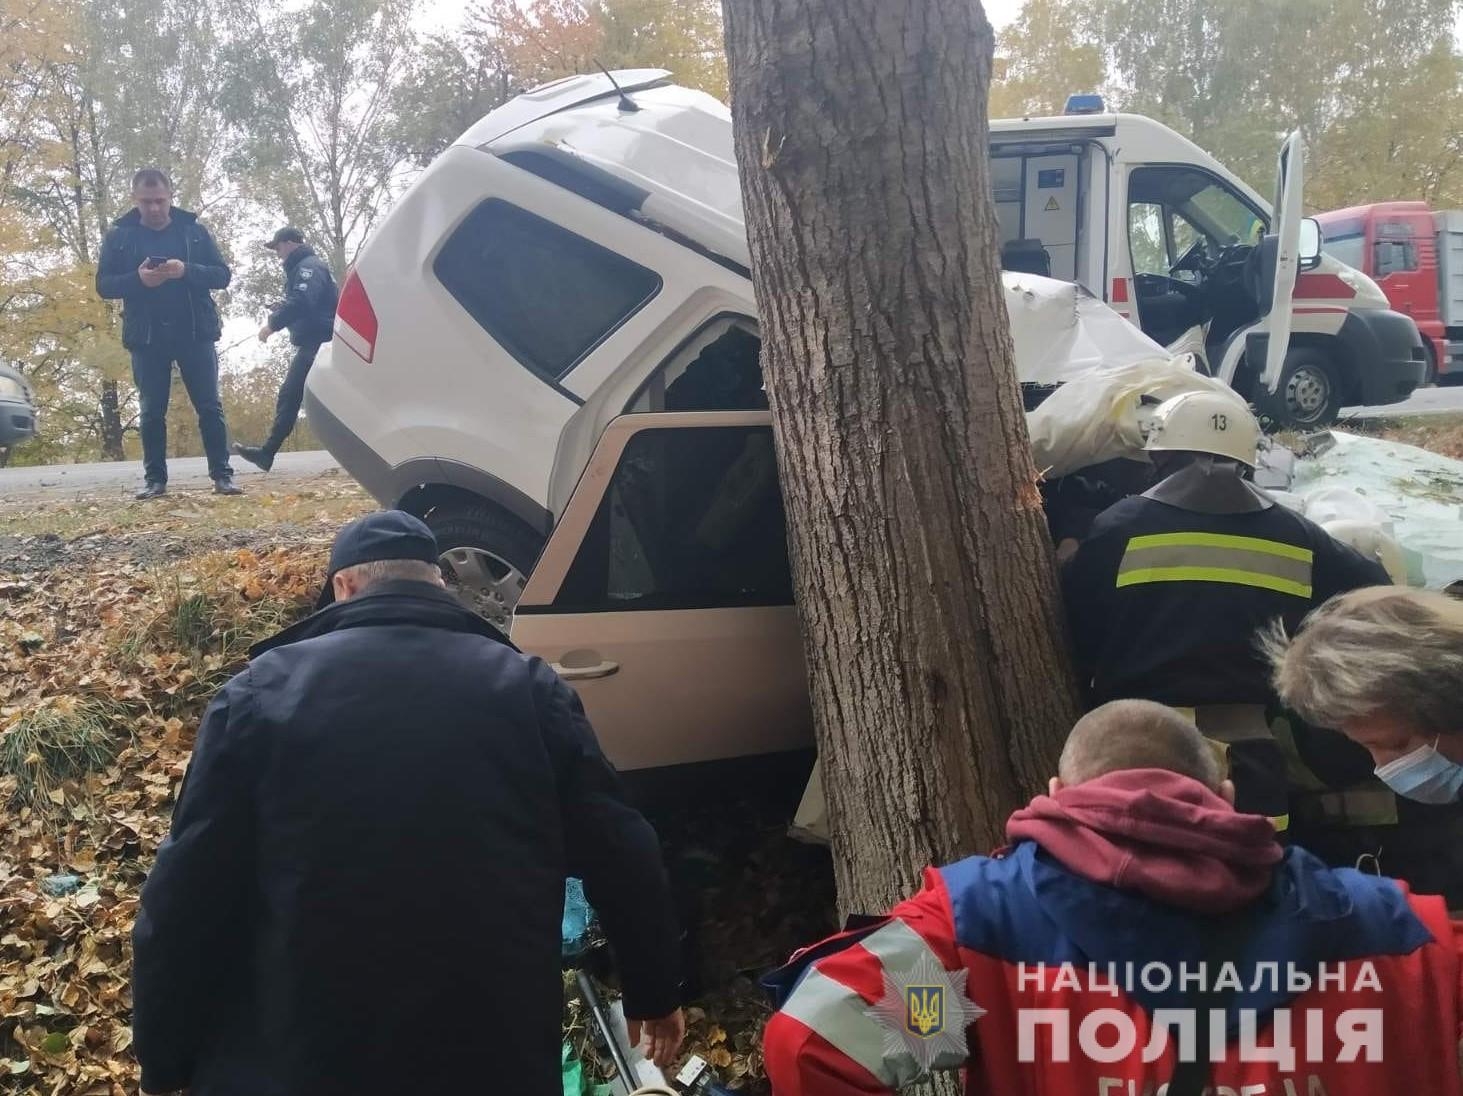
left=96, top=168, right=242, bottom=499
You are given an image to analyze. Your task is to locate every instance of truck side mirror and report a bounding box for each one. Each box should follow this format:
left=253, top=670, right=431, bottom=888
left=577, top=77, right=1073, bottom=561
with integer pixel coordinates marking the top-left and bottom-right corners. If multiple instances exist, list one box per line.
left=1300, top=218, right=1323, bottom=272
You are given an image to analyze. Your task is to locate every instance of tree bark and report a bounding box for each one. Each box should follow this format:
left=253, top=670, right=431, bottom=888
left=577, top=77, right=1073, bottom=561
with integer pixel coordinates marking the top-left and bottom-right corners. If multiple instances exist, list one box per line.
left=99, top=379, right=125, bottom=460
left=722, top=0, right=1079, bottom=918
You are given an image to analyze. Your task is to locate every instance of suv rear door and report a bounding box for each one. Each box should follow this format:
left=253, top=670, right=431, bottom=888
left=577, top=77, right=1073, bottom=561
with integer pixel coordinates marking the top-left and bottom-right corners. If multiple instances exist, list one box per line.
left=511, top=411, right=813, bottom=772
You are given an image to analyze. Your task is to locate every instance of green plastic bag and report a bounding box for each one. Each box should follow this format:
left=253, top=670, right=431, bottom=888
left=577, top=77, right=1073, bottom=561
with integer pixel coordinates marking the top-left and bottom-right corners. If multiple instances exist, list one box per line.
left=561, top=1042, right=584, bottom=1096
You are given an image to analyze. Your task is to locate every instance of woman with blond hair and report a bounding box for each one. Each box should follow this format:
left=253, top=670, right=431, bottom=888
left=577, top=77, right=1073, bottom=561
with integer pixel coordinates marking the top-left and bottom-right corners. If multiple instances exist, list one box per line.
left=1266, top=586, right=1463, bottom=804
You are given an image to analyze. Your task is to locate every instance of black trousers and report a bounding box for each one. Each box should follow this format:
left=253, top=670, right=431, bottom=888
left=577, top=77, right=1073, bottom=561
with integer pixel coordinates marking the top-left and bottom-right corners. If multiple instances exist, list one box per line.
left=131, top=341, right=232, bottom=483
left=264, top=342, right=322, bottom=455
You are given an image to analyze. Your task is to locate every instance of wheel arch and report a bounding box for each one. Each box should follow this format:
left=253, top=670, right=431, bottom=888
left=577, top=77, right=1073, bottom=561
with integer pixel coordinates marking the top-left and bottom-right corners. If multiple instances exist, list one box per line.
left=392, top=464, right=554, bottom=538
left=1287, top=332, right=1362, bottom=405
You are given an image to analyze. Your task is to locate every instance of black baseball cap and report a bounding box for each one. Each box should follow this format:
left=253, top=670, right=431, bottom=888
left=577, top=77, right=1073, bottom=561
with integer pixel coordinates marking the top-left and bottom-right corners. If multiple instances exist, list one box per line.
left=316, top=510, right=440, bottom=609
left=264, top=226, right=305, bottom=250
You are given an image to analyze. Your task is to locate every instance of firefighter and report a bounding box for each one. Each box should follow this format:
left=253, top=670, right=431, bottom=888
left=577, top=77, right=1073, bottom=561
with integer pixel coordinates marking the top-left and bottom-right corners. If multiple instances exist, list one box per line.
left=1061, top=391, right=1390, bottom=828
left=761, top=701, right=1463, bottom=1095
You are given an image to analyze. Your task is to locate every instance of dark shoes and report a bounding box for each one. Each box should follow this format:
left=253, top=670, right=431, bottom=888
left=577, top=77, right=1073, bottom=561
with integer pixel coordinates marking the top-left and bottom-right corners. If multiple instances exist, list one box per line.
left=231, top=443, right=274, bottom=472
left=137, top=477, right=242, bottom=497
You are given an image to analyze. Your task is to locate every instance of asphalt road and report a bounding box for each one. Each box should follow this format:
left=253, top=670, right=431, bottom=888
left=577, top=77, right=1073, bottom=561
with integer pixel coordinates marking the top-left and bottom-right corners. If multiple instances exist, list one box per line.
left=1, top=386, right=1459, bottom=497
left=1341, top=384, right=1463, bottom=420
left=0, top=448, right=340, bottom=498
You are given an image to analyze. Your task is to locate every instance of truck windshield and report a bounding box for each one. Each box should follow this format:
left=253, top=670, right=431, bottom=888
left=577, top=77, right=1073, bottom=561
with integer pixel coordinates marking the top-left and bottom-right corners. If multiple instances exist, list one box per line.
left=1322, top=232, right=1367, bottom=271
left=1129, top=166, right=1267, bottom=261
left=1183, top=183, right=1266, bottom=247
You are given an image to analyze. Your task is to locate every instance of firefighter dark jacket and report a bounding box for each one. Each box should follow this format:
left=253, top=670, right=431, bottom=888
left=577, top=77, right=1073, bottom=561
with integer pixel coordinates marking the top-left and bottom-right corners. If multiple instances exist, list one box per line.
left=1063, top=491, right=1391, bottom=708
left=131, top=580, right=681, bottom=1096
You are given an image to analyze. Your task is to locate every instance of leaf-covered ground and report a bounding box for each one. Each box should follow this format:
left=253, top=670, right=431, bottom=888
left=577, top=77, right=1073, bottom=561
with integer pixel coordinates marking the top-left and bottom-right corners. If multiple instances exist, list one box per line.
left=0, top=472, right=835, bottom=1094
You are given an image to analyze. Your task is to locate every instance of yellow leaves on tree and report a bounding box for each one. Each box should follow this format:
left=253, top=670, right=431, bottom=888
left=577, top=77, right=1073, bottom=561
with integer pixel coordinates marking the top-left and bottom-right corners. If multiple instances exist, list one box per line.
left=477, top=0, right=727, bottom=101
left=990, top=0, right=1104, bottom=119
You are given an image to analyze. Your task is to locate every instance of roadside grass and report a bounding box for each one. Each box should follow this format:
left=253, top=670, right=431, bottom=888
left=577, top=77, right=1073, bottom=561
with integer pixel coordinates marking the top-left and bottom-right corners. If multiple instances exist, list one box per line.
left=1341, top=411, right=1463, bottom=460
left=108, top=553, right=321, bottom=709
left=0, top=473, right=370, bottom=539
left=0, top=698, right=129, bottom=813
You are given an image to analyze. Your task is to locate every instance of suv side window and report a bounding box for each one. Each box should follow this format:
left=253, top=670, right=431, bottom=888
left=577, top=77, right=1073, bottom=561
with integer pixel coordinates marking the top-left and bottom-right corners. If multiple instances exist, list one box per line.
left=628, top=318, right=766, bottom=413
left=434, top=199, right=662, bottom=382
left=555, top=426, right=792, bottom=611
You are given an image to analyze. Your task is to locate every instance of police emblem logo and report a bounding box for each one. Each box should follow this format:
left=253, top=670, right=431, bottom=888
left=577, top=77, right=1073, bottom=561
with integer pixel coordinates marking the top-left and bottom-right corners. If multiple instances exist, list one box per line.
left=868, top=947, right=984, bottom=1077
left=905, top=985, right=944, bottom=1038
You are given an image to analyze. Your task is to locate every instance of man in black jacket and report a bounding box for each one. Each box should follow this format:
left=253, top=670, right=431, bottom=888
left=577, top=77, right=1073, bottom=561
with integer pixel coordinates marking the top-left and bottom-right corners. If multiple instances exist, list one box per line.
left=96, top=168, right=241, bottom=498
left=233, top=227, right=339, bottom=471
left=132, top=511, right=685, bottom=1096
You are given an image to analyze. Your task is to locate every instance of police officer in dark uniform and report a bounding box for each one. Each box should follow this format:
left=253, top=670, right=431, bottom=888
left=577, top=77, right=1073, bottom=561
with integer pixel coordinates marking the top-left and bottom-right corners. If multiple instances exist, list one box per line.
left=1062, top=390, right=1390, bottom=829
left=233, top=227, right=338, bottom=471
left=132, top=511, right=685, bottom=1096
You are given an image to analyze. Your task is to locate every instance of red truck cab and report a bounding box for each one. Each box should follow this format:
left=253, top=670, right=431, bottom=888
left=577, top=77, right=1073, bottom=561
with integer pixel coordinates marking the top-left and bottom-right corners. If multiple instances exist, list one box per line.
left=1316, top=201, right=1463, bottom=382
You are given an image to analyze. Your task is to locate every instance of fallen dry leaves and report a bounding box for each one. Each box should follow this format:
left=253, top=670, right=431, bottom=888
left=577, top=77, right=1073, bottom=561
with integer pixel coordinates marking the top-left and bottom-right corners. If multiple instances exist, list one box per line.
left=0, top=480, right=833, bottom=1094
left=0, top=540, right=325, bottom=1093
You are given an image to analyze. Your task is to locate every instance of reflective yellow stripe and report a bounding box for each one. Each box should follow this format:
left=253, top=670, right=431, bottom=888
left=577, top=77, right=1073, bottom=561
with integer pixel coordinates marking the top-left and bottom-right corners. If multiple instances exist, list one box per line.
left=1270, top=814, right=1290, bottom=832
left=1117, top=566, right=1313, bottom=598
left=1118, top=532, right=1314, bottom=598
left=1126, top=532, right=1314, bottom=562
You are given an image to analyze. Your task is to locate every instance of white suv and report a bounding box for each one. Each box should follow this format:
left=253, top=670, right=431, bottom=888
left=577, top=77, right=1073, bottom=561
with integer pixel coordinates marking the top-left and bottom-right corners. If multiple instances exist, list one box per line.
left=304, top=71, right=1175, bottom=774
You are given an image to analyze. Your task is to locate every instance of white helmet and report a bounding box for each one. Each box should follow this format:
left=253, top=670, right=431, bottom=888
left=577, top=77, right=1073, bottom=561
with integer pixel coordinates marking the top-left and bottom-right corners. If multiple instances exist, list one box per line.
left=1143, top=390, right=1260, bottom=467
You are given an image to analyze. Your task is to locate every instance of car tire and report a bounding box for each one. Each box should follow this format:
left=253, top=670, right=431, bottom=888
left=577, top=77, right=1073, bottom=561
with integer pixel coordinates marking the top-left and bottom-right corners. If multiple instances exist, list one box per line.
left=1256, top=348, right=1343, bottom=429
left=423, top=502, right=546, bottom=633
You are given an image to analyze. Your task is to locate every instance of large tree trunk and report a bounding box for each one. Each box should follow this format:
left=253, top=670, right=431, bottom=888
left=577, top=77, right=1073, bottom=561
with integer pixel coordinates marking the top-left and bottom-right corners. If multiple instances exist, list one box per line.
left=722, top=0, right=1079, bottom=917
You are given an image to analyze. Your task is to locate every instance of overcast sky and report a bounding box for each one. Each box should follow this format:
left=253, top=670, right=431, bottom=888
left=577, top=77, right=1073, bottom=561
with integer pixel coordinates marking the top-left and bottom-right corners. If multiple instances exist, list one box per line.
left=412, top=1, right=1026, bottom=36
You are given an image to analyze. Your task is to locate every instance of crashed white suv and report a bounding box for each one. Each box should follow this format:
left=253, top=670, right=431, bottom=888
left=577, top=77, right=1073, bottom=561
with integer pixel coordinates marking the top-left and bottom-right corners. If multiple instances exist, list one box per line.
left=305, top=70, right=1170, bottom=774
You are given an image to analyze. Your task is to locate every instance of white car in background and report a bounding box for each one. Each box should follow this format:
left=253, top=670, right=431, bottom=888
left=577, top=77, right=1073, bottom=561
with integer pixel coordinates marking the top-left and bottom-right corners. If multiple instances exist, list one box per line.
left=303, top=70, right=1326, bottom=776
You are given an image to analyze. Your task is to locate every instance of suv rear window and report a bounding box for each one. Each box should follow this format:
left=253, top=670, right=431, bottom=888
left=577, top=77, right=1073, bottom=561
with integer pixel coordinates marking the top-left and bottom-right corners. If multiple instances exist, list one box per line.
left=433, top=199, right=662, bottom=382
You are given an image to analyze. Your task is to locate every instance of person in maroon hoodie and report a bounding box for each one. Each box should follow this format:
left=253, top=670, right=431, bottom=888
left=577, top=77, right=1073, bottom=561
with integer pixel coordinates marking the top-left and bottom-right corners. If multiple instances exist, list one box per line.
left=762, top=700, right=1463, bottom=1096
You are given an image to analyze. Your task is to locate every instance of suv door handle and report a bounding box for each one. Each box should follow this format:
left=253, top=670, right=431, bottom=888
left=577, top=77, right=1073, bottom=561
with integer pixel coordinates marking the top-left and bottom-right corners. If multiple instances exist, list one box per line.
left=551, top=658, right=620, bottom=681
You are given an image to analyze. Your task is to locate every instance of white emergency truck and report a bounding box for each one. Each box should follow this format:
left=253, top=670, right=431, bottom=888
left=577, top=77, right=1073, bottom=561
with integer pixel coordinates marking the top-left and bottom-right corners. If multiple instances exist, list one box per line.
left=990, top=97, right=1422, bottom=424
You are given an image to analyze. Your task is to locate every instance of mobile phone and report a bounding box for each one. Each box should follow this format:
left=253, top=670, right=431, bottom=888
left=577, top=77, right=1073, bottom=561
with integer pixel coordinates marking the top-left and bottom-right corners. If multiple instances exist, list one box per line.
left=144, top=256, right=168, bottom=268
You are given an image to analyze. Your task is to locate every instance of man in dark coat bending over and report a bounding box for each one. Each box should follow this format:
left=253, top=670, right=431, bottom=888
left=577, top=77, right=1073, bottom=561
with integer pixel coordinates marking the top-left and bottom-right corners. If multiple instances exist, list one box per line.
left=132, top=510, right=684, bottom=1095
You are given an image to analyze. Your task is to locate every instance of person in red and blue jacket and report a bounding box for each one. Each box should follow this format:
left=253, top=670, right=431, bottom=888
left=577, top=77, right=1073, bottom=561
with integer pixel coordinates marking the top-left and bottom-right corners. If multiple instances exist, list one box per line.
left=763, top=700, right=1463, bottom=1095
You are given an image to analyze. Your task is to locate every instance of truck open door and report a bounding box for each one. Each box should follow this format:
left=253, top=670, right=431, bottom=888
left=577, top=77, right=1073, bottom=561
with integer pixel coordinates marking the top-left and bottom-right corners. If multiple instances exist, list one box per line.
left=1260, top=129, right=1307, bottom=393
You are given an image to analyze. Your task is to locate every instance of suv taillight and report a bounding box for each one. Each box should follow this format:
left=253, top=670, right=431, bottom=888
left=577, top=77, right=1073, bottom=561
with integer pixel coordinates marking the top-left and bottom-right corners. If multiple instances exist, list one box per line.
left=335, top=269, right=378, bottom=363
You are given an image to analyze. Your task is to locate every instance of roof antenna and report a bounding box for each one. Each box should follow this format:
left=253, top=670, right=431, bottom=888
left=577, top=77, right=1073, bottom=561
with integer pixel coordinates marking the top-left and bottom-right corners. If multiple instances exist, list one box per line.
left=596, top=62, right=641, bottom=113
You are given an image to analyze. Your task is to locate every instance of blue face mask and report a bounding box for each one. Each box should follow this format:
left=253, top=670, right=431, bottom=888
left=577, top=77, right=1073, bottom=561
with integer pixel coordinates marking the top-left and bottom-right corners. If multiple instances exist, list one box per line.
left=1374, top=739, right=1463, bottom=805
